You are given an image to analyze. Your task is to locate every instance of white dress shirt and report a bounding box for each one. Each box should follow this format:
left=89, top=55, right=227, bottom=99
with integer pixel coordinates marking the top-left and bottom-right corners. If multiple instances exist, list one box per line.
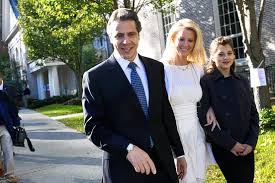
left=0, top=82, right=3, bottom=90
left=114, top=52, right=149, bottom=106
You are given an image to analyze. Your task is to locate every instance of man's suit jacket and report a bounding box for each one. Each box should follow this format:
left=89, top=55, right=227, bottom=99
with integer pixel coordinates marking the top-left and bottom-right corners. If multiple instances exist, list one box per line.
left=82, top=55, right=184, bottom=183
left=0, top=91, right=20, bottom=137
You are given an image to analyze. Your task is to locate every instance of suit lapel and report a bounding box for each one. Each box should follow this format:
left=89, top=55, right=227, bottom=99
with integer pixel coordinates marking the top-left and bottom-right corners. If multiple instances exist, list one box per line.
left=106, top=55, right=146, bottom=118
left=139, top=55, right=156, bottom=119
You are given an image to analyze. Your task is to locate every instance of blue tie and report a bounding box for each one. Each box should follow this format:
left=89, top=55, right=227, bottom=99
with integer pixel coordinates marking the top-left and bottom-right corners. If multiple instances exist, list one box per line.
left=128, top=62, right=148, bottom=118
left=128, top=62, right=153, bottom=148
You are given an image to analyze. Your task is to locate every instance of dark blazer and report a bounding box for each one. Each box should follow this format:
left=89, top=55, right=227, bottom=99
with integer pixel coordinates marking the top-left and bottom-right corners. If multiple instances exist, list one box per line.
left=82, top=54, right=184, bottom=183
left=0, top=90, right=20, bottom=137
left=3, top=83, right=21, bottom=120
left=198, top=68, right=259, bottom=151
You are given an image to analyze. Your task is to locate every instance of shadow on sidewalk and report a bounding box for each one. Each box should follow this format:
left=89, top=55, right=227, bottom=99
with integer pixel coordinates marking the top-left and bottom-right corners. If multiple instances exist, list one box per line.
left=15, top=154, right=101, bottom=166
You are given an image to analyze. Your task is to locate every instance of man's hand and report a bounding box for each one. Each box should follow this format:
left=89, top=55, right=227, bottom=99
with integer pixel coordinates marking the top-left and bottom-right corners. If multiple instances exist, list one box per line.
left=176, top=157, right=187, bottom=180
left=205, top=107, right=221, bottom=131
left=230, top=142, right=245, bottom=156
left=239, top=144, right=253, bottom=156
left=126, top=145, right=156, bottom=175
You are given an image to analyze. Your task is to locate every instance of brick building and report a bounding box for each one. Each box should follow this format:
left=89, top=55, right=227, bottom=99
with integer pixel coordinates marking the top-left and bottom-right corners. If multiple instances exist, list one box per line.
left=137, top=0, right=275, bottom=69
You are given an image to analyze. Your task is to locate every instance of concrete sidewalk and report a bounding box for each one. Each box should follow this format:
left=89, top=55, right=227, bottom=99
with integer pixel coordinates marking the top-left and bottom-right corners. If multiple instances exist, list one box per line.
left=14, top=109, right=102, bottom=183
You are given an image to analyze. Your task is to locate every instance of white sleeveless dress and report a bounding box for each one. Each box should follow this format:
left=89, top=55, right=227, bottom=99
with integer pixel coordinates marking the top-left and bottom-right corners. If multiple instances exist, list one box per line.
left=164, top=63, right=215, bottom=183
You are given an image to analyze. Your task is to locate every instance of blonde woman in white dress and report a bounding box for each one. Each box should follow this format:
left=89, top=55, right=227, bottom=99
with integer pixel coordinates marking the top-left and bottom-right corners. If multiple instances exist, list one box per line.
left=162, top=19, right=218, bottom=183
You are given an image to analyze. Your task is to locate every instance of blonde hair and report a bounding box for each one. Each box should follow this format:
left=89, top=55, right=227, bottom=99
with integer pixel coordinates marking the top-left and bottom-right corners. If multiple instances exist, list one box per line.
left=161, top=18, right=207, bottom=66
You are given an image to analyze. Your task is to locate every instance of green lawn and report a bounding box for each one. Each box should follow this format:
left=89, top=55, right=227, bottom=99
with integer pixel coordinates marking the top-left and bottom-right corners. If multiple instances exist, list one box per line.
left=206, top=130, right=275, bottom=183
left=59, top=115, right=84, bottom=133
left=36, top=104, right=83, bottom=117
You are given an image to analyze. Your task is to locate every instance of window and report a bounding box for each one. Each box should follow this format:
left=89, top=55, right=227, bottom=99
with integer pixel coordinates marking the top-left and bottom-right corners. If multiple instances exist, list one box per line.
left=217, top=0, right=245, bottom=59
left=162, top=5, right=176, bottom=42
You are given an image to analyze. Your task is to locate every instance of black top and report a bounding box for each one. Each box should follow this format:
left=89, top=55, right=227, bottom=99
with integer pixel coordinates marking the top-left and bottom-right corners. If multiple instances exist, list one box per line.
left=198, top=68, right=259, bottom=151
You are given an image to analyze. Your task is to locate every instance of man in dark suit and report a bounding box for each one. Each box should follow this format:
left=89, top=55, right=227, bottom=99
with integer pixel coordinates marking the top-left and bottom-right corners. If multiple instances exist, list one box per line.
left=0, top=72, right=19, bottom=183
left=82, top=8, right=187, bottom=183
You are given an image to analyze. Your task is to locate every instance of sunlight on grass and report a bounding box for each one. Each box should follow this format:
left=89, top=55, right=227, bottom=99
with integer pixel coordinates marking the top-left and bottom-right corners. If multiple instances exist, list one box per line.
left=59, top=115, right=84, bottom=133
left=36, top=104, right=83, bottom=117
left=206, top=130, right=275, bottom=183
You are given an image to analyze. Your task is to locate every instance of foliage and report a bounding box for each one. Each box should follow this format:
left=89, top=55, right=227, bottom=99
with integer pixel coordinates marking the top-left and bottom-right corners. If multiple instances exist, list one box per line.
left=259, top=108, right=275, bottom=134
left=109, top=0, right=174, bottom=13
left=18, top=0, right=107, bottom=96
left=0, top=53, right=24, bottom=104
left=206, top=130, right=275, bottom=183
left=36, top=104, right=82, bottom=117
left=0, top=53, right=13, bottom=80
left=27, top=95, right=76, bottom=109
left=82, top=44, right=102, bottom=72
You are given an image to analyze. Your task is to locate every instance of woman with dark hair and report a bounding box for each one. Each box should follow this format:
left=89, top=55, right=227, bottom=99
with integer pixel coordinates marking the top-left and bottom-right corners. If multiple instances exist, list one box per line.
left=198, top=36, right=259, bottom=183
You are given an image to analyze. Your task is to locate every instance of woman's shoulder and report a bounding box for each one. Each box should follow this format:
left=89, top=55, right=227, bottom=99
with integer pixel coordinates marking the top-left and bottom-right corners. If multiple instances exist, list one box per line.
left=191, top=63, right=204, bottom=70
left=191, top=63, right=204, bottom=78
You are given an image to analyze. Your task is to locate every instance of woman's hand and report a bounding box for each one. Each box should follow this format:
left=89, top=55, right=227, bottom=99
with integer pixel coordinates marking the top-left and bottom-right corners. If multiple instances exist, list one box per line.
left=239, top=144, right=253, bottom=156
left=230, top=142, right=245, bottom=156
left=205, top=107, right=221, bottom=131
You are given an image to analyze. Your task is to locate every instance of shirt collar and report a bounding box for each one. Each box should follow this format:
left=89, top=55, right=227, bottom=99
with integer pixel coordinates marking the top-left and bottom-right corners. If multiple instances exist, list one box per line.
left=114, top=52, right=142, bottom=72
left=0, top=81, right=3, bottom=90
left=213, top=68, right=240, bottom=80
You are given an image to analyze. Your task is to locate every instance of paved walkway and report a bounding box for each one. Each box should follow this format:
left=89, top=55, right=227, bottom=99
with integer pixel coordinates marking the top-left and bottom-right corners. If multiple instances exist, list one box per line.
left=14, top=109, right=102, bottom=183
left=51, top=113, right=83, bottom=120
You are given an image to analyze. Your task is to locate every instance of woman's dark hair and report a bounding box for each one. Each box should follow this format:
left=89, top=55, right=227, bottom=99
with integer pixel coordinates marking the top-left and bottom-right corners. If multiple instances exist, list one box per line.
left=207, top=36, right=236, bottom=73
left=107, top=8, right=142, bottom=36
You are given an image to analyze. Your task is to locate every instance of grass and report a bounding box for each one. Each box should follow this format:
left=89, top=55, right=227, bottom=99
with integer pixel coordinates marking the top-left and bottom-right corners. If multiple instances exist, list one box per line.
left=206, top=130, right=275, bottom=183
left=59, top=115, right=84, bottom=133
left=36, top=104, right=83, bottom=117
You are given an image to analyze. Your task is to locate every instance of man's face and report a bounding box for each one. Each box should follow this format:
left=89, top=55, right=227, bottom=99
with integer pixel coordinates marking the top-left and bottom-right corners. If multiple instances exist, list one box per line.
left=109, top=20, right=140, bottom=61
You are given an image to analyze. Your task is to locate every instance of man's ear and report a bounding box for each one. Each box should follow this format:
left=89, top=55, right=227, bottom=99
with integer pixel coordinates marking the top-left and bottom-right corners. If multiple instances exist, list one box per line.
left=109, top=36, right=114, bottom=44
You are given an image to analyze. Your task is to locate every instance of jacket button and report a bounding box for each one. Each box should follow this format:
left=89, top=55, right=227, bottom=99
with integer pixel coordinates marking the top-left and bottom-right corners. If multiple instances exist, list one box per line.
left=225, top=112, right=231, bottom=117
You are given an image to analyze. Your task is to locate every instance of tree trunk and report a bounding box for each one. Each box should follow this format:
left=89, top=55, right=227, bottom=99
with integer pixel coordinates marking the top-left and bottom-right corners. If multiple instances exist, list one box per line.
left=75, top=72, right=83, bottom=99
left=253, top=85, right=271, bottom=111
left=234, top=0, right=271, bottom=111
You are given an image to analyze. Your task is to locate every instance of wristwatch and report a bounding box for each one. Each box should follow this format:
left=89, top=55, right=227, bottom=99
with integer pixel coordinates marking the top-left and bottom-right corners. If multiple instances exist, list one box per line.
left=127, top=143, right=134, bottom=152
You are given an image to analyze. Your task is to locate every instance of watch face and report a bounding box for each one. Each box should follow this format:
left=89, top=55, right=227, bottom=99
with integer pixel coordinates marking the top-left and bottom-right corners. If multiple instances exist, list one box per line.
left=127, top=144, right=134, bottom=152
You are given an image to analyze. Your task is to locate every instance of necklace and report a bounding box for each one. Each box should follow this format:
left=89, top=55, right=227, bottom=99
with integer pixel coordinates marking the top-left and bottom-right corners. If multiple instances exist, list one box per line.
left=176, top=64, right=190, bottom=71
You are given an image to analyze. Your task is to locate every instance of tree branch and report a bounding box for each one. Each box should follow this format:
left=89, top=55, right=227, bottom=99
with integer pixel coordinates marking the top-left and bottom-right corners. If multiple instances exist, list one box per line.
left=258, top=0, right=266, bottom=40
left=113, top=0, right=118, bottom=9
left=132, top=0, right=135, bottom=9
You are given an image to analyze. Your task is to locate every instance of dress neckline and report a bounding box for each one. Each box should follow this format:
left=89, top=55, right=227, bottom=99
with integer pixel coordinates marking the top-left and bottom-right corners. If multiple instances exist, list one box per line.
left=174, top=64, right=191, bottom=71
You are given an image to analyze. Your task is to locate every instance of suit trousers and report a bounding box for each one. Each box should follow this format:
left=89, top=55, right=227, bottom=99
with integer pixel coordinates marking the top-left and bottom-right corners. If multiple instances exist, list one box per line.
left=0, top=125, right=15, bottom=176
left=103, top=147, right=173, bottom=183
left=211, top=144, right=254, bottom=183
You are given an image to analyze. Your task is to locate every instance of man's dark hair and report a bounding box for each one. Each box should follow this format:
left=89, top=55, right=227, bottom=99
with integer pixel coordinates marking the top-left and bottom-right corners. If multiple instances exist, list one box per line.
left=0, top=71, right=3, bottom=78
left=107, top=8, right=142, bottom=36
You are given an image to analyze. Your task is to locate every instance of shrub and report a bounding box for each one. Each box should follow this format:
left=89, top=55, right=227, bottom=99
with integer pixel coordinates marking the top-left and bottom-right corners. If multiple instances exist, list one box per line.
left=62, top=98, right=81, bottom=105
left=28, top=95, right=77, bottom=109
left=259, top=108, right=275, bottom=134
